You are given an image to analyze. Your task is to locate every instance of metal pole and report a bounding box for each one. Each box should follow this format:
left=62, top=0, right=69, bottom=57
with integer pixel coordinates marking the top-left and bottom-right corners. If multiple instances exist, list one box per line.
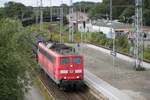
left=40, top=0, right=43, bottom=31
left=59, top=0, right=63, bottom=43
left=83, top=5, right=86, bottom=43
left=50, top=0, right=53, bottom=22
left=134, top=0, right=144, bottom=70
left=69, top=0, right=73, bottom=42
left=110, top=0, right=116, bottom=78
left=71, top=6, right=74, bottom=42
left=36, top=0, right=39, bottom=24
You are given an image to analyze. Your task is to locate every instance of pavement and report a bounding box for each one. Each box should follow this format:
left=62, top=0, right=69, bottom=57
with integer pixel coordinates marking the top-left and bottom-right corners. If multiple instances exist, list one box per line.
left=79, top=44, right=150, bottom=100
left=85, top=69, right=132, bottom=100
left=86, top=44, right=150, bottom=69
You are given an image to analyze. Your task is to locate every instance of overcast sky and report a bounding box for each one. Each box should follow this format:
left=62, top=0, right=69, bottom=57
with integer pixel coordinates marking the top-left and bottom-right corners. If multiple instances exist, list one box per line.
left=0, top=0, right=102, bottom=7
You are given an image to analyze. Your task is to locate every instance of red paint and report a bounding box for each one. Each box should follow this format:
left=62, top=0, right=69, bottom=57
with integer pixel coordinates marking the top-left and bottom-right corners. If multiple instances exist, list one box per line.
left=37, top=42, right=84, bottom=84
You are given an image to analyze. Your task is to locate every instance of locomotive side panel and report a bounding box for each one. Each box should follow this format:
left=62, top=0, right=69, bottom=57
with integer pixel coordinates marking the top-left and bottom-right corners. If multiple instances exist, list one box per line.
left=37, top=43, right=61, bottom=84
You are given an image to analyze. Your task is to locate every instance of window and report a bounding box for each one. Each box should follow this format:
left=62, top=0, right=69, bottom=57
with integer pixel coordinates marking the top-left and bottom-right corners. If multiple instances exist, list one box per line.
left=61, top=57, right=70, bottom=64
left=72, top=57, right=81, bottom=64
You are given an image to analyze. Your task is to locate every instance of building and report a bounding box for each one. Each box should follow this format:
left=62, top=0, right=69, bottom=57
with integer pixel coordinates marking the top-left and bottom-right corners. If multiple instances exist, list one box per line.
left=114, top=26, right=150, bottom=39
left=66, top=12, right=89, bottom=27
left=114, top=26, right=150, bottom=48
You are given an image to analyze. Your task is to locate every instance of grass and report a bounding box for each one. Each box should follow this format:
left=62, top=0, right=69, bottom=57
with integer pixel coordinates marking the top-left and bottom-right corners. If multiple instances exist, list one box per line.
left=27, top=63, right=54, bottom=100
left=32, top=77, right=54, bottom=100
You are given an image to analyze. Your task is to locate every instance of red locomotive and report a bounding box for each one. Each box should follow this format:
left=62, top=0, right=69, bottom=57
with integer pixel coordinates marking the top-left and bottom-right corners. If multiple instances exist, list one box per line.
left=36, top=40, right=84, bottom=88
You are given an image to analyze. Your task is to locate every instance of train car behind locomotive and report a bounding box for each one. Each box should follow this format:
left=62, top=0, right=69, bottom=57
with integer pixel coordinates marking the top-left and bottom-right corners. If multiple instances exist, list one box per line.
left=37, top=41, right=84, bottom=88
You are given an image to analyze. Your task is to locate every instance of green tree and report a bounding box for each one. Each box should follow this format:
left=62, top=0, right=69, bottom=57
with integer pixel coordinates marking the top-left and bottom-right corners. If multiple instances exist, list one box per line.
left=116, top=34, right=130, bottom=53
left=73, top=2, right=96, bottom=13
left=87, top=0, right=134, bottom=20
left=119, top=7, right=134, bottom=23
left=0, top=8, right=5, bottom=19
left=4, top=2, right=25, bottom=19
left=4, top=1, right=33, bottom=19
left=88, top=3, right=109, bottom=19
left=0, top=19, right=36, bottom=100
left=143, top=9, right=150, bottom=26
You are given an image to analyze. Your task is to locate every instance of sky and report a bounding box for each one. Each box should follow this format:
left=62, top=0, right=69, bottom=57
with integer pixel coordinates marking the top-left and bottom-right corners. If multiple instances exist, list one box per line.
left=0, top=0, right=102, bottom=7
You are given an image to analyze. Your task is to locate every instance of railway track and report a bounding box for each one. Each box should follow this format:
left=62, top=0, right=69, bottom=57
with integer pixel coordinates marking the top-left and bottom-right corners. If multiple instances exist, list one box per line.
left=38, top=69, right=104, bottom=100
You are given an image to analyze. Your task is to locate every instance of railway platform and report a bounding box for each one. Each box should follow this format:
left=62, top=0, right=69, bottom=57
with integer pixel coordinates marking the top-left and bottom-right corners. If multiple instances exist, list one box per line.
left=78, top=44, right=150, bottom=100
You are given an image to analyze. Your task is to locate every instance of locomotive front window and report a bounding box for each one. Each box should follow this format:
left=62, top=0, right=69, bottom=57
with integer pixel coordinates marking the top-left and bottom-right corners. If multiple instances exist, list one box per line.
left=61, top=57, right=70, bottom=64
left=72, top=57, right=81, bottom=64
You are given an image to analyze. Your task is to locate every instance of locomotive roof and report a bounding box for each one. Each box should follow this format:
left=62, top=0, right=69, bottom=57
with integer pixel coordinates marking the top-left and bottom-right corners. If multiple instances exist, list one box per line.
left=39, top=42, right=60, bottom=57
left=46, top=42, right=78, bottom=55
left=34, top=34, right=79, bottom=56
left=36, top=34, right=49, bottom=42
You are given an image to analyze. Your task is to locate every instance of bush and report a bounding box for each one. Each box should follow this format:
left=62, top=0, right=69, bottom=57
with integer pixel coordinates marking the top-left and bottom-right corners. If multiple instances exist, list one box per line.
left=116, top=34, right=130, bottom=53
left=89, top=32, right=108, bottom=46
left=0, top=19, right=37, bottom=100
left=144, top=48, right=150, bottom=60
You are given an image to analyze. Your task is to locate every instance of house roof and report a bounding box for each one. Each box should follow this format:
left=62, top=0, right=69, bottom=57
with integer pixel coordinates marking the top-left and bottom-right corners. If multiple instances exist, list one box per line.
left=114, top=27, right=150, bottom=32
left=94, top=19, right=150, bottom=32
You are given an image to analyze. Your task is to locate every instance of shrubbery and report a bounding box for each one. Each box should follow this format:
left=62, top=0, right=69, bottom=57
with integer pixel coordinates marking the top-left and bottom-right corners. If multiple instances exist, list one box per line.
left=144, top=48, right=150, bottom=60
left=87, top=32, right=150, bottom=61
left=0, top=19, right=37, bottom=100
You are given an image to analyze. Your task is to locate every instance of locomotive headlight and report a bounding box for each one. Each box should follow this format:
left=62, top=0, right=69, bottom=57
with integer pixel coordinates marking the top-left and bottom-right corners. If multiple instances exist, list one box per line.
left=75, top=69, right=82, bottom=73
left=76, top=76, right=79, bottom=78
left=60, top=70, right=68, bottom=74
left=64, top=77, right=67, bottom=79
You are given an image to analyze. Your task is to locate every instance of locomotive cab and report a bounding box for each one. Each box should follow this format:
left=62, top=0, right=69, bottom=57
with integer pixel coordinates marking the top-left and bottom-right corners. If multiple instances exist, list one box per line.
left=58, top=56, right=84, bottom=87
left=37, top=41, right=84, bottom=89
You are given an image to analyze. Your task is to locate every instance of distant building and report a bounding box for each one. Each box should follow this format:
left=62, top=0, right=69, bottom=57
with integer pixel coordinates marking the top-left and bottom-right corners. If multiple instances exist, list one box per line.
left=66, top=12, right=89, bottom=27
left=78, top=23, right=115, bottom=38
left=114, top=27, right=150, bottom=39
left=77, top=19, right=150, bottom=45
left=114, top=26, right=150, bottom=48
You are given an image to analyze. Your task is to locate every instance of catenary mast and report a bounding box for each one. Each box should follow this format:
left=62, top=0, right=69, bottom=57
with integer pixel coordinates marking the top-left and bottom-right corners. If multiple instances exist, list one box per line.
left=134, top=0, right=144, bottom=70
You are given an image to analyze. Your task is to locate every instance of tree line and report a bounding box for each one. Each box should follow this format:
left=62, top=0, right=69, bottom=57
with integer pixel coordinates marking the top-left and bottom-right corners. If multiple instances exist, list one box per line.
left=1, top=1, right=150, bottom=26
left=88, top=0, right=150, bottom=26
